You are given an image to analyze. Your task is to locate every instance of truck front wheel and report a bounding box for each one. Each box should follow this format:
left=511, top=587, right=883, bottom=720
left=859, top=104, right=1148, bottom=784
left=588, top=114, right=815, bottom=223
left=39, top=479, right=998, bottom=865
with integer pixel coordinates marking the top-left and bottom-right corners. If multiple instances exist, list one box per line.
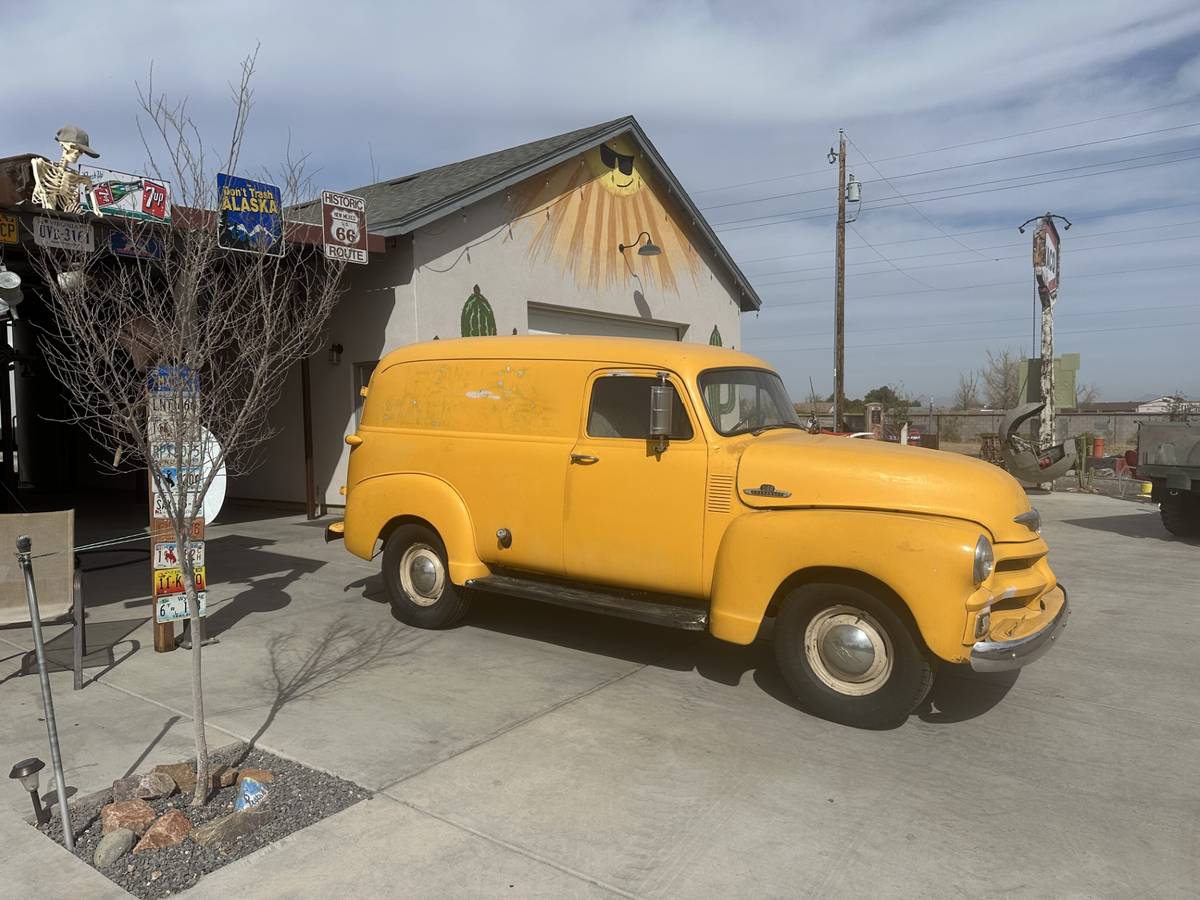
left=774, top=583, right=933, bottom=729
left=382, top=524, right=470, bottom=628
left=1160, top=491, right=1200, bottom=538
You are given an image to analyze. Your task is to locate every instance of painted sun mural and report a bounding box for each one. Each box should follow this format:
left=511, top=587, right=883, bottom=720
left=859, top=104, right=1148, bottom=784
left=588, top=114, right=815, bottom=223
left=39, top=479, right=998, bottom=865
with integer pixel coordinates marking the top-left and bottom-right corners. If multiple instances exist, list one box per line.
left=514, top=135, right=705, bottom=295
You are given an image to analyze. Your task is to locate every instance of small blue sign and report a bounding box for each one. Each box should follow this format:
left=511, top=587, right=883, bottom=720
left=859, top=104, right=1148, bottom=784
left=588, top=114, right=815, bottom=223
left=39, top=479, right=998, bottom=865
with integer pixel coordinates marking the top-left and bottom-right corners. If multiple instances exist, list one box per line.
left=216, top=173, right=283, bottom=256
left=109, top=231, right=163, bottom=259
left=148, top=365, right=200, bottom=393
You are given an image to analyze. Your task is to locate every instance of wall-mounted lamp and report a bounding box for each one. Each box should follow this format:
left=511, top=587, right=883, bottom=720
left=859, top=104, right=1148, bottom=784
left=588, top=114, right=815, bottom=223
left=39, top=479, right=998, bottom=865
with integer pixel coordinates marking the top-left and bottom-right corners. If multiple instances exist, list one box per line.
left=9, top=757, right=49, bottom=825
left=618, top=232, right=661, bottom=257
left=328, top=342, right=343, bottom=365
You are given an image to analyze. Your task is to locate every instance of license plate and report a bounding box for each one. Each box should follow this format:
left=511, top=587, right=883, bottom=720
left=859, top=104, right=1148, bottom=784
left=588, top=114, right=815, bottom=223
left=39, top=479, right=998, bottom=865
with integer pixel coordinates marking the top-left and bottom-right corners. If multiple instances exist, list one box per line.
left=156, top=591, right=206, bottom=623
left=153, top=541, right=204, bottom=569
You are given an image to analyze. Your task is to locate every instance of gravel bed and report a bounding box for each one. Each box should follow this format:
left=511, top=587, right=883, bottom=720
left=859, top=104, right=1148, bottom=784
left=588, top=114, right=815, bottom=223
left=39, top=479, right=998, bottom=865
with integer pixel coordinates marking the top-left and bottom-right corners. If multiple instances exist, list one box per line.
left=38, top=744, right=369, bottom=899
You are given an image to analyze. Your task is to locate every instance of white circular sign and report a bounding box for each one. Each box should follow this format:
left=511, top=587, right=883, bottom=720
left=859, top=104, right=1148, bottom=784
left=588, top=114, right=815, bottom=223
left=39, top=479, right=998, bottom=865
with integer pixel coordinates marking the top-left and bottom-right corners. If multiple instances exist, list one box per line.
left=201, top=426, right=226, bottom=524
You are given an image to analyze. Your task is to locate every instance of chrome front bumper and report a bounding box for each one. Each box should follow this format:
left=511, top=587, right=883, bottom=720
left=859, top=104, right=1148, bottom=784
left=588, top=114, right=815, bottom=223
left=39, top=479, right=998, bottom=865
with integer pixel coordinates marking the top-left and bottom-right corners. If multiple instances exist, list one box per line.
left=969, top=586, right=1069, bottom=673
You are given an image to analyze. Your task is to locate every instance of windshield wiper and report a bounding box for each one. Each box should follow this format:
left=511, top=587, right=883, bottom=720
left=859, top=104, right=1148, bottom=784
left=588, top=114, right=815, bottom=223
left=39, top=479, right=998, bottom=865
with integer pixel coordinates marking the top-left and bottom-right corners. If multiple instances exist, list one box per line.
left=749, top=422, right=805, bottom=436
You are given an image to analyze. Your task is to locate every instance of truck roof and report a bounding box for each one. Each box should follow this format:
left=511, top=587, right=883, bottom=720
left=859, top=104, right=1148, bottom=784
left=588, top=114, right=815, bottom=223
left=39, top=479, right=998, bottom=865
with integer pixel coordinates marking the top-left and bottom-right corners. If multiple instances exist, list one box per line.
left=376, top=335, right=773, bottom=379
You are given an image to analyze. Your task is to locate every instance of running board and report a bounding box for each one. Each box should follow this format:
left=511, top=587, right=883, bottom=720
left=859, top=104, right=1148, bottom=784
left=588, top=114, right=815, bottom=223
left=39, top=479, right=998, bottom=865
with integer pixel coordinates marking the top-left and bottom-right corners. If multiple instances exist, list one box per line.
left=465, top=574, right=709, bottom=631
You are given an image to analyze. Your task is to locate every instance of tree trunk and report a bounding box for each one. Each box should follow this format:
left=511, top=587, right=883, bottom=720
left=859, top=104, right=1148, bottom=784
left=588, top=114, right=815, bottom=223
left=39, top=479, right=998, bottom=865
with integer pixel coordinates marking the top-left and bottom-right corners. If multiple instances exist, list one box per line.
left=180, top=555, right=209, bottom=806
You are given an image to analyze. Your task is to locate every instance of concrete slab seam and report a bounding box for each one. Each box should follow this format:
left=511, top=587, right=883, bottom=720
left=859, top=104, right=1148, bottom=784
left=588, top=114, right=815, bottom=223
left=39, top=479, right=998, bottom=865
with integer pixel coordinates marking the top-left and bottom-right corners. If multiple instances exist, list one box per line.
left=392, top=797, right=643, bottom=900
left=375, top=642, right=701, bottom=794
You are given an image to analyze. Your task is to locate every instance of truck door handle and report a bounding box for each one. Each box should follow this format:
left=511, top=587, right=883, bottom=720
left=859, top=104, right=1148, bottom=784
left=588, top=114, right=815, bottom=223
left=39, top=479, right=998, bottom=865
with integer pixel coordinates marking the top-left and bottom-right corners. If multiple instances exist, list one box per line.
left=570, top=453, right=599, bottom=465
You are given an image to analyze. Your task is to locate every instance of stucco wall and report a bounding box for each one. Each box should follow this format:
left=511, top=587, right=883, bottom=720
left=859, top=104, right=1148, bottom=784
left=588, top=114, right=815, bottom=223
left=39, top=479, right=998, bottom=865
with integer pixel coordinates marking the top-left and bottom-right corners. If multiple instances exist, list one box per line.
left=230, top=143, right=748, bottom=506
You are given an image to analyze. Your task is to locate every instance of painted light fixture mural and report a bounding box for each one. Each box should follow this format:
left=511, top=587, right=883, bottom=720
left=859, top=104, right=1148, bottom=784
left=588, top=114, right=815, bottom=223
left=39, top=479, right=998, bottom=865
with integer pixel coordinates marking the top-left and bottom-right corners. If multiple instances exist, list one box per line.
left=461, top=284, right=498, bottom=337
left=516, top=135, right=704, bottom=295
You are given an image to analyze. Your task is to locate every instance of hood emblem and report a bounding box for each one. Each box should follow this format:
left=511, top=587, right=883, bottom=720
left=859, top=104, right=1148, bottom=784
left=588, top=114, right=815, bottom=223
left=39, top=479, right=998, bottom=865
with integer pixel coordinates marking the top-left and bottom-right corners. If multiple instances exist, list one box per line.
left=744, top=483, right=791, bottom=498
left=1014, top=509, right=1042, bottom=533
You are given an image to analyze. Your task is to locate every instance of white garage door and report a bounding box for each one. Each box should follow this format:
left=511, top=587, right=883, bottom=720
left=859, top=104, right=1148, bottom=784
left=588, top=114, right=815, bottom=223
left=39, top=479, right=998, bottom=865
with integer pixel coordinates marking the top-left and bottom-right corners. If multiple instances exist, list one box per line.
left=527, top=303, right=683, bottom=341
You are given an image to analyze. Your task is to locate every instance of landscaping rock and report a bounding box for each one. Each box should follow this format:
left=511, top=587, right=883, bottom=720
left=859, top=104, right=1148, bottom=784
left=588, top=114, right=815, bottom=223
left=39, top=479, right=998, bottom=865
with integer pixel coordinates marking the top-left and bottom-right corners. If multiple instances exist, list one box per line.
left=112, top=771, right=178, bottom=802
left=191, top=805, right=274, bottom=851
left=101, top=799, right=157, bottom=836
left=152, top=762, right=197, bottom=794
left=237, top=766, right=274, bottom=784
left=132, top=810, right=192, bottom=853
left=93, top=828, right=136, bottom=867
left=212, top=764, right=238, bottom=789
left=235, top=777, right=268, bottom=811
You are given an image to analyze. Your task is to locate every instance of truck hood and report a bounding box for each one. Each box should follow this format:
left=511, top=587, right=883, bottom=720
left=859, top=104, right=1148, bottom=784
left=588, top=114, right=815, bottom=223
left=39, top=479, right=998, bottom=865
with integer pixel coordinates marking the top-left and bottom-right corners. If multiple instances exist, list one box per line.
left=736, top=432, right=1037, bottom=543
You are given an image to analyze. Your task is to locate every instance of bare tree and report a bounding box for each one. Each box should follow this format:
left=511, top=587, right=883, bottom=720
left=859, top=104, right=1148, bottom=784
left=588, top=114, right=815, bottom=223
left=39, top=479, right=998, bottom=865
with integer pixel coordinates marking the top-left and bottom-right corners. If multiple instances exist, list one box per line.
left=1075, top=383, right=1100, bottom=407
left=953, top=371, right=980, bottom=411
left=982, top=347, right=1021, bottom=410
left=31, top=52, right=345, bottom=805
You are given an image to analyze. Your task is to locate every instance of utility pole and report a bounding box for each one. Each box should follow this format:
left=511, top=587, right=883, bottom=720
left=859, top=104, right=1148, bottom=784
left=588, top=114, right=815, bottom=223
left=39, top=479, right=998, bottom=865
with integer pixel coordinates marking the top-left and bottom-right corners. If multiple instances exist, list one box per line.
left=830, top=131, right=847, bottom=431
left=1019, top=211, right=1071, bottom=488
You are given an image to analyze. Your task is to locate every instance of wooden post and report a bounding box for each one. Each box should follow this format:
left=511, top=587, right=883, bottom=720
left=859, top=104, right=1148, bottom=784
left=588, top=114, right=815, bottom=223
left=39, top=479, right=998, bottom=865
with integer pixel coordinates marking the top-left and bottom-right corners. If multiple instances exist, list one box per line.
left=150, top=485, right=176, bottom=652
left=833, top=130, right=847, bottom=432
left=300, top=357, right=317, bottom=520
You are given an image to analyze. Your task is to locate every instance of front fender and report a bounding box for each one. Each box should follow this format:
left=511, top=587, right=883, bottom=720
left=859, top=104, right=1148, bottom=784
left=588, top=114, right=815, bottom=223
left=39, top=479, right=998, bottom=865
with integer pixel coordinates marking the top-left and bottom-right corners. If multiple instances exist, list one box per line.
left=709, top=509, right=982, bottom=662
left=343, top=473, right=490, bottom=584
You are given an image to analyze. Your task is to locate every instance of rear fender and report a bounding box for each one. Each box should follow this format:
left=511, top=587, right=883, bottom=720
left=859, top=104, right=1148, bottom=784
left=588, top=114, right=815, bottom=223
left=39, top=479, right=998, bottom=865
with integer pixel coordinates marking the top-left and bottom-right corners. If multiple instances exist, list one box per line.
left=708, top=509, right=983, bottom=662
left=343, top=473, right=489, bottom=584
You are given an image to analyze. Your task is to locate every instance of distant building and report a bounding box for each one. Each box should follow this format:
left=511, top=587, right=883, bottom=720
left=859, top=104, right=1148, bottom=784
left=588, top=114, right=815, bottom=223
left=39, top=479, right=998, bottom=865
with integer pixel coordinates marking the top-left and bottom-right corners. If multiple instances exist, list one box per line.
left=1135, top=396, right=1197, bottom=414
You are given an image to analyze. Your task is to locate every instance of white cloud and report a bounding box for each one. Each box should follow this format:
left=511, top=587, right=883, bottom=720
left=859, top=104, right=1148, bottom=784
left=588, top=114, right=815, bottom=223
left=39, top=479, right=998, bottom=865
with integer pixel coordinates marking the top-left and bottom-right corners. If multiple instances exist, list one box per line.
left=5, top=0, right=1199, bottom=400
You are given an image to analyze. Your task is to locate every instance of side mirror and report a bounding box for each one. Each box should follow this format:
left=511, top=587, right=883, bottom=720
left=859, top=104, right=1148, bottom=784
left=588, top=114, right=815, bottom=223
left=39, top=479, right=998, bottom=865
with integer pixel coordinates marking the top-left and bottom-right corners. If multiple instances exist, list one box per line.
left=650, top=375, right=674, bottom=452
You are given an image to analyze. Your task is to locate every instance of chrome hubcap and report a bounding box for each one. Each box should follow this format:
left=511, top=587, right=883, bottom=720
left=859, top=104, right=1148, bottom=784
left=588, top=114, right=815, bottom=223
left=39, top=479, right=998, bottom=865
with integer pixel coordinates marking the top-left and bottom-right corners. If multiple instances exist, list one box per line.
left=804, top=605, right=893, bottom=696
left=398, top=544, right=445, bottom=607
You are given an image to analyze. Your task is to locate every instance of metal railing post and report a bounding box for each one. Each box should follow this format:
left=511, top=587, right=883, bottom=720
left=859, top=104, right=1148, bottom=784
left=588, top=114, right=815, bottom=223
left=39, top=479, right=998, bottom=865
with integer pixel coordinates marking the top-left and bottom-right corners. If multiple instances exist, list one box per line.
left=16, top=535, right=74, bottom=851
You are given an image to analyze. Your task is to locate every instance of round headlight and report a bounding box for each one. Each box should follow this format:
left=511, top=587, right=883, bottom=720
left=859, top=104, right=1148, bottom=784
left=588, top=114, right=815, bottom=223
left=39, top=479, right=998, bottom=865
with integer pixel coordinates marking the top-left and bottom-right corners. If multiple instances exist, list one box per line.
left=973, top=535, right=994, bottom=585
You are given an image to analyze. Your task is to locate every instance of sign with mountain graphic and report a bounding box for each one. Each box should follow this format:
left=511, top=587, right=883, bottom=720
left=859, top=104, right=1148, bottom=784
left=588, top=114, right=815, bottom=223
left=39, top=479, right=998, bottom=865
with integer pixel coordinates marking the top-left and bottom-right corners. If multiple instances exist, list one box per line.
left=461, top=285, right=497, bottom=337
left=216, top=173, right=283, bottom=256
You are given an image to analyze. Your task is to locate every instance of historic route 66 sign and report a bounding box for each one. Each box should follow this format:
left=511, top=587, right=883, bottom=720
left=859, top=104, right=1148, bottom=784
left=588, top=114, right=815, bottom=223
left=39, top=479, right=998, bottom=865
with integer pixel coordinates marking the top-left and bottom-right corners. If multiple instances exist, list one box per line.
left=321, top=190, right=368, bottom=265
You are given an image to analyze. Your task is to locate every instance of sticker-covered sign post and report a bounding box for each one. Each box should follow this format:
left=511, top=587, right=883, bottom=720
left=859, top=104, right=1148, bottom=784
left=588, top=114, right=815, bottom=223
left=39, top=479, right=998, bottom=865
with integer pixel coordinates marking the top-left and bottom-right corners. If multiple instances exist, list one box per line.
left=321, top=190, right=368, bottom=265
left=148, top=365, right=207, bottom=652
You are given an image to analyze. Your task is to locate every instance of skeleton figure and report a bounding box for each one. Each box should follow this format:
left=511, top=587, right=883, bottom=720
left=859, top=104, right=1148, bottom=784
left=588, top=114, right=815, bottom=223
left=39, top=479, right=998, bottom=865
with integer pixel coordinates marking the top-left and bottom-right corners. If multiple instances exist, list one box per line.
left=30, top=124, right=102, bottom=214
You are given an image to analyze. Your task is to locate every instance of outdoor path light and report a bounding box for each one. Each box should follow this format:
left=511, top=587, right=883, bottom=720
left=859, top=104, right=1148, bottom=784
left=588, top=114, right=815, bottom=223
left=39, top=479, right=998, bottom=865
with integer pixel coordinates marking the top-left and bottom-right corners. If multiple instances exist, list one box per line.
left=9, top=757, right=49, bottom=825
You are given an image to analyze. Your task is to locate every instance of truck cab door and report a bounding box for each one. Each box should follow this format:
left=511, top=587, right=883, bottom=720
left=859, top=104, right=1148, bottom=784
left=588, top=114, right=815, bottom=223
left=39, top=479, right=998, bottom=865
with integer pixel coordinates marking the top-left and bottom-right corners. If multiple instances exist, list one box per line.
left=563, top=369, right=707, bottom=597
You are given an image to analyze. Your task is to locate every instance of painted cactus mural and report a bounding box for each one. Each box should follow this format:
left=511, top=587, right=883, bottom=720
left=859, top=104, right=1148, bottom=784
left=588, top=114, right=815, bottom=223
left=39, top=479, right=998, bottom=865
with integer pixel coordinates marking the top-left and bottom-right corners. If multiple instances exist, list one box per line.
left=461, top=284, right=497, bottom=337
left=709, top=325, right=722, bottom=347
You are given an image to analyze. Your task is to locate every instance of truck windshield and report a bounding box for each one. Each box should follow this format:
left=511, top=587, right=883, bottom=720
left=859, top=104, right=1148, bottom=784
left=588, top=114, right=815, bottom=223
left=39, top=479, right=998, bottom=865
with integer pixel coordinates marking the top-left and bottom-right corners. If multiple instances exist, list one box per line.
left=699, top=369, right=803, bottom=436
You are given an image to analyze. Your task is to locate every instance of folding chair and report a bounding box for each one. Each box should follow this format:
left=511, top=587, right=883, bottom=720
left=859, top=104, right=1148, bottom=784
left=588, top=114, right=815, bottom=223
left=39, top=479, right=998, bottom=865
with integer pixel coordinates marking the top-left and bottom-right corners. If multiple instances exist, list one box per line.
left=0, top=510, right=86, bottom=690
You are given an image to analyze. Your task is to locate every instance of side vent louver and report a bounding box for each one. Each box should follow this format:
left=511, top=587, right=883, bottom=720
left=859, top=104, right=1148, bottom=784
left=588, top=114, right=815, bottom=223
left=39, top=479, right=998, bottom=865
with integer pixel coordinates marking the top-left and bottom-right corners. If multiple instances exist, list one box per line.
left=706, top=474, right=734, bottom=513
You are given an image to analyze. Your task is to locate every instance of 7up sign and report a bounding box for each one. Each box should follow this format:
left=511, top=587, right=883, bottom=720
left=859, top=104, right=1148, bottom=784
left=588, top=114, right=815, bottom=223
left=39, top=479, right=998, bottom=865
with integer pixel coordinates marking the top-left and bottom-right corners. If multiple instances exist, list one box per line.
left=321, top=190, right=368, bottom=265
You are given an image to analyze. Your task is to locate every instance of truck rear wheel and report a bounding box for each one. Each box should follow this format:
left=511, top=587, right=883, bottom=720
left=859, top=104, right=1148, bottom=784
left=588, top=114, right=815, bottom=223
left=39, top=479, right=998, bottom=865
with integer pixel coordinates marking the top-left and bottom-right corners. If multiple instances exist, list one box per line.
left=382, top=524, right=470, bottom=628
left=1160, top=491, right=1200, bottom=538
left=774, top=583, right=932, bottom=729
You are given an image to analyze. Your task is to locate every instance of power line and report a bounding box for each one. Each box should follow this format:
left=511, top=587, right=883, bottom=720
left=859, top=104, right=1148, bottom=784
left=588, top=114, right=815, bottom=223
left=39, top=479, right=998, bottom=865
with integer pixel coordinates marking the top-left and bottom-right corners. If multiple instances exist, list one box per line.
left=716, top=149, right=1200, bottom=232
left=846, top=222, right=940, bottom=291
left=743, top=301, right=1200, bottom=343
left=736, top=200, right=1200, bottom=265
left=691, top=96, right=1200, bottom=195
left=700, top=120, right=1200, bottom=213
left=753, top=231, right=1200, bottom=286
left=846, top=132, right=992, bottom=260
left=749, top=219, right=1200, bottom=277
left=714, top=144, right=1200, bottom=229
left=746, top=320, right=1200, bottom=354
left=758, top=260, right=1200, bottom=308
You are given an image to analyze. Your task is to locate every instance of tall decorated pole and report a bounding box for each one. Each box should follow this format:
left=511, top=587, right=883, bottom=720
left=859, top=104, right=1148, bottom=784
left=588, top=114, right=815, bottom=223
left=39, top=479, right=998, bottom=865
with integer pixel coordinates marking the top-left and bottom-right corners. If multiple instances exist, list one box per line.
left=1021, top=212, right=1070, bottom=489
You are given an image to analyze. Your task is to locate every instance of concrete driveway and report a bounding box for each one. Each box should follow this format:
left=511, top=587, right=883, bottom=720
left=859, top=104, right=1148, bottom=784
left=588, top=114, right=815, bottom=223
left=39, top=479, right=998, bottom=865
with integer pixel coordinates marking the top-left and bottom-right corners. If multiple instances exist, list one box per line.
left=1, top=493, right=1197, bottom=898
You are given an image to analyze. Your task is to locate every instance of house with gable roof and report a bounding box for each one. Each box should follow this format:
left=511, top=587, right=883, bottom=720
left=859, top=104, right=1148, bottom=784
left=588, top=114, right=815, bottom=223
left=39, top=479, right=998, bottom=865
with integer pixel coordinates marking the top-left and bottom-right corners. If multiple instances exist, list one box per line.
left=231, top=115, right=762, bottom=509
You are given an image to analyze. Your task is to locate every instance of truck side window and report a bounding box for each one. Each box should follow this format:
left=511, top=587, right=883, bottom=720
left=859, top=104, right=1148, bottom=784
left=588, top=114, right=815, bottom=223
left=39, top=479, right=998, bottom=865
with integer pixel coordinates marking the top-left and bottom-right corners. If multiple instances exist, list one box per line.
left=588, top=376, right=693, bottom=440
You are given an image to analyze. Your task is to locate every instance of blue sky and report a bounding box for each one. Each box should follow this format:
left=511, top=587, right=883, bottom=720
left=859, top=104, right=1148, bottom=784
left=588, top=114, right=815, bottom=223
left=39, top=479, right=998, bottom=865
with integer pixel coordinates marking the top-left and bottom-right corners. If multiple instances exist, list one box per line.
left=8, top=0, right=1200, bottom=403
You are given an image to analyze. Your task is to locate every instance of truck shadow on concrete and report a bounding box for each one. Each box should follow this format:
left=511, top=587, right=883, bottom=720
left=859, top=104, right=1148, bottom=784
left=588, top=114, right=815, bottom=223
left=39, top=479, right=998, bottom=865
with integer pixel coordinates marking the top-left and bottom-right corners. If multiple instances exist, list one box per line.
left=1063, top=511, right=1196, bottom=543
left=348, top=582, right=1017, bottom=729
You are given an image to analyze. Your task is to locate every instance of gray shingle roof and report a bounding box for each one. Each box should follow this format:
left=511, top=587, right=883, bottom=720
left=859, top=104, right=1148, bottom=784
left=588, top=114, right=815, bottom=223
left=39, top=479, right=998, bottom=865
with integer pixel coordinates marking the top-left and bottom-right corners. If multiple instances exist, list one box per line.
left=295, top=115, right=760, bottom=310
